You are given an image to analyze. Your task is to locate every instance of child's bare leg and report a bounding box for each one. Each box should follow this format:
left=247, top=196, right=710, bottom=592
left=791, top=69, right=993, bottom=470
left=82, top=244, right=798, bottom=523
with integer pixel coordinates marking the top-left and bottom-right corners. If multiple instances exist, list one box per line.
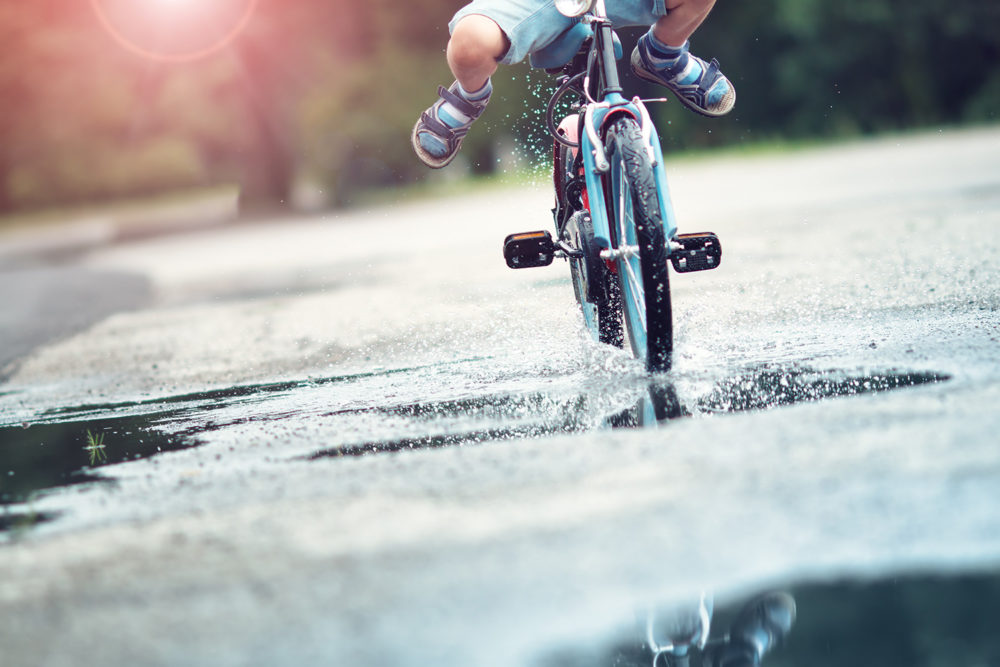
left=631, top=0, right=734, bottom=117
left=447, top=15, right=509, bottom=92
left=412, top=15, right=507, bottom=168
left=653, top=0, right=716, bottom=47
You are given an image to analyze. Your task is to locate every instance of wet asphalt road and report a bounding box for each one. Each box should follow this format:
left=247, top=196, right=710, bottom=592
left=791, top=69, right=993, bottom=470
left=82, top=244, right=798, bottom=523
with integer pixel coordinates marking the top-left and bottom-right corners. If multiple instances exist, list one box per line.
left=1, top=128, right=999, bottom=666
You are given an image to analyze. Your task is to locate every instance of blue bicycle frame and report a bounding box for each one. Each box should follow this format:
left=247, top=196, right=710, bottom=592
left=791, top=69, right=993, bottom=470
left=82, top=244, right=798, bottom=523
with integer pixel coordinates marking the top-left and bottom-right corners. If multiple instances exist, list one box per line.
left=577, top=92, right=679, bottom=252
left=557, top=12, right=679, bottom=359
left=505, top=0, right=722, bottom=371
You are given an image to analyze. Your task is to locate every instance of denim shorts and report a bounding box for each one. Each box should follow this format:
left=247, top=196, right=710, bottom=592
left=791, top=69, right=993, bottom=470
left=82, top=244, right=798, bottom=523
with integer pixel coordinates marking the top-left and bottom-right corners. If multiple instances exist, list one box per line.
left=450, top=0, right=668, bottom=65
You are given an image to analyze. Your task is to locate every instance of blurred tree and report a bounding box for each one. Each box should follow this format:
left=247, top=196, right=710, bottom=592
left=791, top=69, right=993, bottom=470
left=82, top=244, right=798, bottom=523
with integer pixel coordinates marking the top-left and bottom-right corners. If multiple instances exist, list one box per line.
left=651, top=0, right=1000, bottom=149
left=0, top=0, right=997, bottom=214
left=1, top=3, right=242, bottom=209
left=226, top=0, right=364, bottom=208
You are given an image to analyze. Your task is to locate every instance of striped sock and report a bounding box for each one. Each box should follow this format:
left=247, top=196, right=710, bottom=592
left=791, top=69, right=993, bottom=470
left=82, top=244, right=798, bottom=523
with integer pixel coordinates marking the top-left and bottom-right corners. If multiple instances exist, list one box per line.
left=641, top=31, right=703, bottom=86
left=437, top=79, right=492, bottom=127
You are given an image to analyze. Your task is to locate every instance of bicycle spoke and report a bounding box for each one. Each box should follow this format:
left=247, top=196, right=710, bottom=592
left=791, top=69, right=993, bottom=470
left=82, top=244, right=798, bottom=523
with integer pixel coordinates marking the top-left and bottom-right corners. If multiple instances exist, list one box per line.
left=621, top=258, right=646, bottom=329
left=618, top=169, right=627, bottom=245
left=616, top=164, right=646, bottom=333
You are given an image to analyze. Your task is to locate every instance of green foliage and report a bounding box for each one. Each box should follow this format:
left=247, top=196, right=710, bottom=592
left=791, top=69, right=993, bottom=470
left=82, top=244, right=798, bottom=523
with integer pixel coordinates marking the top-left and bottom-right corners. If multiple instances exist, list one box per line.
left=0, top=0, right=997, bottom=213
left=666, top=0, right=1000, bottom=148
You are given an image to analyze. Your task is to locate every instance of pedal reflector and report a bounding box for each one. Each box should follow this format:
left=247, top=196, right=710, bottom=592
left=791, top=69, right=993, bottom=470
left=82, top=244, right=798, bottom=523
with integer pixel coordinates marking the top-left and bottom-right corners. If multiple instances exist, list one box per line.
left=503, top=230, right=556, bottom=269
left=670, top=232, right=722, bottom=273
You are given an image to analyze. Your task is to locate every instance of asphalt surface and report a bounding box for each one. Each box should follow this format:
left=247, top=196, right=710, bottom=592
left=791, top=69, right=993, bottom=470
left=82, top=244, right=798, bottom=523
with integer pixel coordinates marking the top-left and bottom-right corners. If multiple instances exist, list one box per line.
left=0, top=127, right=999, bottom=666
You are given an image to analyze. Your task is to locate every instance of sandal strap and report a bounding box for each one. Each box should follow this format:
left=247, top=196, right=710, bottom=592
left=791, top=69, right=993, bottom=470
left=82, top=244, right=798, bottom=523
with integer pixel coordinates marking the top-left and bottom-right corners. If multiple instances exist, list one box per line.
left=698, top=58, right=724, bottom=91
left=667, top=57, right=725, bottom=108
left=417, top=109, right=470, bottom=154
left=417, top=83, right=487, bottom=148
left=437, top=85, right=485, bottom=120
left=419, top=110, right=456, bottom=140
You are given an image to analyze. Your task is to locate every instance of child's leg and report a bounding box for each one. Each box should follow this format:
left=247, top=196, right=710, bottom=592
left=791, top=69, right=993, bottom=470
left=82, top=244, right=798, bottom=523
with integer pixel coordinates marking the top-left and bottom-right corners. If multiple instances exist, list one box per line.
left=631, top=0, right=735, bottom=117
left=413, top=0, right=574, bottom=169
left=412, top=15, right=508, bottom=169
left=447, top=15, right=508, bottom=93
left=653, top=0, right=716, bottom=47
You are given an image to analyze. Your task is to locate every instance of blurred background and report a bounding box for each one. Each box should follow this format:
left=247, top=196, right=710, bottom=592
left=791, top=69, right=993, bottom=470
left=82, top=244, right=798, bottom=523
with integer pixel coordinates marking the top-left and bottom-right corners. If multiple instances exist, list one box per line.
left=0, top=0, right=997, bottom=220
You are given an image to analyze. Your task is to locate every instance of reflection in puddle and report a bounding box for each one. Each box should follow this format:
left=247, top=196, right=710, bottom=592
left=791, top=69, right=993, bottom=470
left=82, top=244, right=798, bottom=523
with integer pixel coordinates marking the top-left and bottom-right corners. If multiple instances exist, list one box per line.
left=539, top=571, right=1000, bottom=667
left=541, top=590, right=796, bottom=667
left=0, top=413, right=199, bottom=529
left=606, top=382, right=687, bottom=429
left=0, top=363, right=949, bottom=532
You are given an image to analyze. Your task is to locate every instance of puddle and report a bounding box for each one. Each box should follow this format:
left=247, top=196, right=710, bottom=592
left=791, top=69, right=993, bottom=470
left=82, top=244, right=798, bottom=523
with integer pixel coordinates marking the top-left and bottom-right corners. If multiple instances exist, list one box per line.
left=698, top=367, right=949, bottom=414
left=311, top=391, right=601, bottom=457
left=596, top=366, right=948, bottom=432
left=536, top=571, right=1000, bottom=667
left=768, top=572, right=1000, bottom=667
left=0, top=363, right=950, bottom=533
left=0, top=510, right=58, bottom=535
left=0, top=413, right=198, bottom=512
left=605, top=382, right=686, bottom=428
left=311, top=366, right=946, bottom=457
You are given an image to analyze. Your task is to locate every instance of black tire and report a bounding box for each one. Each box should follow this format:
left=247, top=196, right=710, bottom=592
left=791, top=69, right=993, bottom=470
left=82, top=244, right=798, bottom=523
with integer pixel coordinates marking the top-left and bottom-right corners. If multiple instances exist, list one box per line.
left=564, top=210, right=624, bottom=347
left=603, top=117, right=673, bottom=372
left=554, top=132, right=624, bottom=348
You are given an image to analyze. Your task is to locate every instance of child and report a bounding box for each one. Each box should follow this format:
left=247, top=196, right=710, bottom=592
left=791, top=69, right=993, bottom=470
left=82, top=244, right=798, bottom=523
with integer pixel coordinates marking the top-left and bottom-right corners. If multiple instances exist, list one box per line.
left=412, top=0, right=734, bottom=169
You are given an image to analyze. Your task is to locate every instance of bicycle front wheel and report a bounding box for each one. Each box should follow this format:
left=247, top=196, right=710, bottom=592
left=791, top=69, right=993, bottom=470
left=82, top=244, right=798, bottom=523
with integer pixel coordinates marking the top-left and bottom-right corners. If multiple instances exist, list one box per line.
left=604, top=116, right=673, bottom=372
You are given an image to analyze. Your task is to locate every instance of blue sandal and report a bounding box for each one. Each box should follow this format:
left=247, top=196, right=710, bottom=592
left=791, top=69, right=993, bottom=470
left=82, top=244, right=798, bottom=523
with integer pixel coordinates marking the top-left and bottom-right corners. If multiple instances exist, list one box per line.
left=412, top=82, right=491, bottom=169
left=630, top=41, right=735, bottom=118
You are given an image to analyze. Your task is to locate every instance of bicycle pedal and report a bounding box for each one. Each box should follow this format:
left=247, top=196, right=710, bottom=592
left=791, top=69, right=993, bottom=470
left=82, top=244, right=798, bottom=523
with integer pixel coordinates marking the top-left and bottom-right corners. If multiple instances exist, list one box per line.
left=503, top=230, right=556, bottom=269
left=670, top=232, right=722, bottom=273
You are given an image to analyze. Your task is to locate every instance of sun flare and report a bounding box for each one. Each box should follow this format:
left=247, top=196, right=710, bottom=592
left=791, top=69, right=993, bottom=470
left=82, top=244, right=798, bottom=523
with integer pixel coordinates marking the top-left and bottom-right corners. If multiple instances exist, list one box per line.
left=90, top=0, right=257, bottom=63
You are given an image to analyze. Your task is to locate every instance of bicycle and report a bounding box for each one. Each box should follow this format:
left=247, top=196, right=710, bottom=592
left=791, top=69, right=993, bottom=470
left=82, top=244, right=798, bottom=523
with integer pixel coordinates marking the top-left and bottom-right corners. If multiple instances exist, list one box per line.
left=502, top=0, right=722, bottom=373
left=617, top=591, right=796, bottom=667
